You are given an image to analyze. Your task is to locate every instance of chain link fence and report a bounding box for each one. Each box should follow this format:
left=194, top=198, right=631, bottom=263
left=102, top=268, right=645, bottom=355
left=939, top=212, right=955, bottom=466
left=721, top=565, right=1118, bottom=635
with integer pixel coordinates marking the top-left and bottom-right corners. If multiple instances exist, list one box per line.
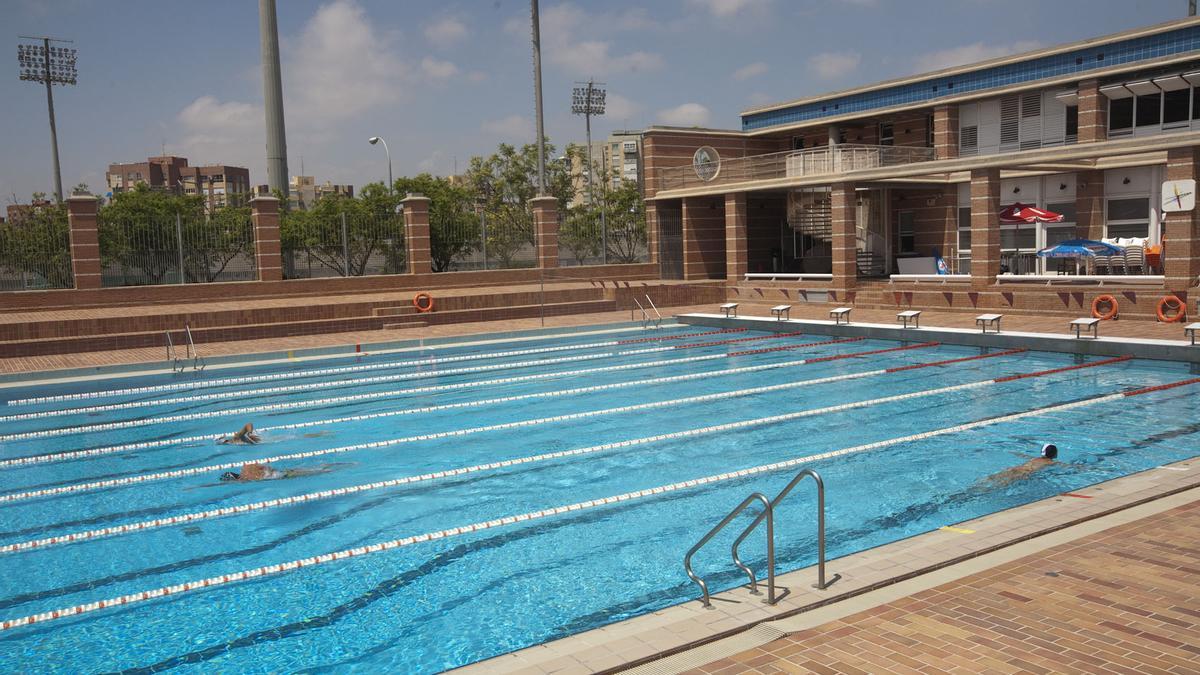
left=98, top=210, right=256, bottom=287
left=0, top=205, right=73, bottom=291
left=282, top=212, right=406, bottom=279
left=558, top=209, right=649, bottom=267
left=429, top=206, right=536, bottom=271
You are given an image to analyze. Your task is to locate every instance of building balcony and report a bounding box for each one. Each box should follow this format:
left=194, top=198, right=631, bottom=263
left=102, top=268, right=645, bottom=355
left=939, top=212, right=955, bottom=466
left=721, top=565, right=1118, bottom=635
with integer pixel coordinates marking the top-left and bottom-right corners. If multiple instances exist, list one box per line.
left=655, top=143, right=936, bottom=192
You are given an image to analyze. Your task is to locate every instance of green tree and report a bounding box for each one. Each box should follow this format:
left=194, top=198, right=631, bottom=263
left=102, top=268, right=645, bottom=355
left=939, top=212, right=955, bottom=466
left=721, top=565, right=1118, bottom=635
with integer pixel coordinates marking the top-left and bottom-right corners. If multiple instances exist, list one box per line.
left=280, top=182, right=405, bottom=277
left=98, top=185, right=206, bottom=284
left=559, top=204, right=601, bottom=265
left=0, top=198, right=72, bottom=289
left=601, top=178, right=648, bottom=263
left=393, top=174, right=479, bottom=272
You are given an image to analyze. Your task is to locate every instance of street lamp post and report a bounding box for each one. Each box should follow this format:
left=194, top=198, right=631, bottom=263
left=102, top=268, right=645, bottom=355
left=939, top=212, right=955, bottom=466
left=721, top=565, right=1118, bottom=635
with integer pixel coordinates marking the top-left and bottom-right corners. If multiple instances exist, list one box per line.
left=17, top=36, right=77, bottom=203
left=368, top=136, right=393, bottom=194
left=572, top=80, right=607, bottom=264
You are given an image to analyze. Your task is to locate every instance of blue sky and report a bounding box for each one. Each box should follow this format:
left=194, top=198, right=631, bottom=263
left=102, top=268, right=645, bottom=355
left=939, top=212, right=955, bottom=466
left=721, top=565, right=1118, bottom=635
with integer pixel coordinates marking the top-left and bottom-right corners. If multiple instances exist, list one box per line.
left=0, top=0, right=1188, bottom=202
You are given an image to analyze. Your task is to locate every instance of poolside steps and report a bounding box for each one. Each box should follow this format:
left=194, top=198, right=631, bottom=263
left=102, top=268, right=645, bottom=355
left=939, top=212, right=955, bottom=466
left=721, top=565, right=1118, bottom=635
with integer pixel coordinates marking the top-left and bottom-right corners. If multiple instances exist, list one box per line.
left=381, top=321, right=428, bottom=330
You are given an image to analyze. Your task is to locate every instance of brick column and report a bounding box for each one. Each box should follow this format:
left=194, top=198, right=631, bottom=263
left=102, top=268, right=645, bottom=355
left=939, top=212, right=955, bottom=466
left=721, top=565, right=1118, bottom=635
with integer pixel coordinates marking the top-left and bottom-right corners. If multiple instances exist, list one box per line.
left=831, top=182, right=857, bottom=291
left=970, top=168, right=1001, bottom=289
left=725, top=192, right=748, bottom=281
left=1077, top=79, right=1107, bottom=144
left=1075, top=170, right=1105, bottom=241
left=250, top=196, right=282, bottom=282
left=401, top=194, right=432, bottom=275
left=645, top=200, right=660, bottom=264
left=530, top=196, right=558, bottom=269
left=1164, top=147, right=1200, bottom=296
left=681, top=196, right=726, bottom=279
left=66, top=195, right=102, bottom=290
left=933, top=105, right=959, bottom=160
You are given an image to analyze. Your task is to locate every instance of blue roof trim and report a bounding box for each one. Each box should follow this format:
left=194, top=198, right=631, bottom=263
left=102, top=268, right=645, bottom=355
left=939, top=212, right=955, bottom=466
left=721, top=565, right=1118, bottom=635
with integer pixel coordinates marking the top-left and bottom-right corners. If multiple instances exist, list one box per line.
left=742, top=25, right=1200, bottom=131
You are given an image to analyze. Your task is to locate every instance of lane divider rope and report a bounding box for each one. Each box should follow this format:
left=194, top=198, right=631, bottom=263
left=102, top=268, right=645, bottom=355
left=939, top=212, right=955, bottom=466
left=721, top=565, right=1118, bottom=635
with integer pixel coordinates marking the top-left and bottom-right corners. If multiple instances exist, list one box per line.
left=5, top=328, right=745, bottom=407
left=10, top=375, right=1193, bottom=632
left=0, top=338, right=869, bottom=468
left=0, top=333, right=807, bottom=440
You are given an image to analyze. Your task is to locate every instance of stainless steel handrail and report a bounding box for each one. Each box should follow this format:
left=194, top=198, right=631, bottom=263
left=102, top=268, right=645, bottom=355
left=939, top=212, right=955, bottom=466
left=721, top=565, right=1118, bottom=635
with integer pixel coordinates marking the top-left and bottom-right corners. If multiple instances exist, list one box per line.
left=645, top=295, right=663, bottom=328
left=731, top=468, right=838, bottom=591
left=684, top=492, right=775, bottom=609
left=165, top=331, right=180, bottom=372
left=183, top=324, right=206, bottom=371
left=631, top=296, right=650, bottom=327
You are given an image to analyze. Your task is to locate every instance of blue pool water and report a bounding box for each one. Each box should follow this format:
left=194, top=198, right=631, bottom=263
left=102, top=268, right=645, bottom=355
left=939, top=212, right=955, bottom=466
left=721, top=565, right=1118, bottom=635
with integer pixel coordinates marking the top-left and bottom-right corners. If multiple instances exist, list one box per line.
left=0, top=322, right=1198, bottom=673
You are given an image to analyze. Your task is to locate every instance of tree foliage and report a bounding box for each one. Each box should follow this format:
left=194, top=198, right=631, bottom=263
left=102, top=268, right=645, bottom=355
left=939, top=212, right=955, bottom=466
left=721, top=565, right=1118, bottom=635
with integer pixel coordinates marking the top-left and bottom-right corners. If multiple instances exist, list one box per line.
left=0, top=200, right=72, bottom=289
left=279, top=182, right=405, bottom=277
left=394, top=174, right=478, bottom=273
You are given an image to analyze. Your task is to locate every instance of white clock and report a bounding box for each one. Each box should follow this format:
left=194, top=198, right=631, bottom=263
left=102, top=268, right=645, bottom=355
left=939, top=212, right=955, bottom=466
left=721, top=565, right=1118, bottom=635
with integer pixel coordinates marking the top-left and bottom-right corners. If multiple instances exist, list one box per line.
left=1161, top=179, right=1195, bottom=213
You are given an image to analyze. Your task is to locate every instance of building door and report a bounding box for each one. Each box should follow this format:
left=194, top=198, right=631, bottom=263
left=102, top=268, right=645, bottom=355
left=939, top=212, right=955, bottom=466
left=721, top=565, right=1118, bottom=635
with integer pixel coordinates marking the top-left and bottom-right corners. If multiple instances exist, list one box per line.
left=855, top=189, right=887, bottom=277
left=658, top=208, right=683, bottom=279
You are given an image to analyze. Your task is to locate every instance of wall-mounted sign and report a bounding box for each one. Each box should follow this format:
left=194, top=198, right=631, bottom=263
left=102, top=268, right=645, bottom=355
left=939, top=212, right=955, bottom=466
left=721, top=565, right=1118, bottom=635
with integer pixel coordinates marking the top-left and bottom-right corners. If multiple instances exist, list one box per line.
left=693, top=146, right=720, bottom=182
left=1161, top=178, right=1195, bottom=212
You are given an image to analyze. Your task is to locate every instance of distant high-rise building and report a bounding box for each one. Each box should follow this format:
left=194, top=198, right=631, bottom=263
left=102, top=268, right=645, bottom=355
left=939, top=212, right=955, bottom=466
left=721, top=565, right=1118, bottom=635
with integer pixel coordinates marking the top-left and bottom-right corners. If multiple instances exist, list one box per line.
left=566, top=131, right=644, bottom=207
left=105, top=156, right=251, bottom=210
left=288, top=176, right=354, bottom=210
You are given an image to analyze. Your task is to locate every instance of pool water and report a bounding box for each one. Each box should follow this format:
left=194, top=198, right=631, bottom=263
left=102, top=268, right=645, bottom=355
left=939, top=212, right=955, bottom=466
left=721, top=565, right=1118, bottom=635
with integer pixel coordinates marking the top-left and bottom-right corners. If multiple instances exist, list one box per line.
left=0, top=322, right=1197, bottom=673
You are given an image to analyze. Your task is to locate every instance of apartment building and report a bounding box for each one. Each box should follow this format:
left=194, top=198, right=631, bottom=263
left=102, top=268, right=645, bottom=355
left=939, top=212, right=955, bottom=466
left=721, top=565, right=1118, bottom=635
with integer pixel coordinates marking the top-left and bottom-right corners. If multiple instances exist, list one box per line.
left=289, top=175, right=354, bottom=210
left=105, top=156, right=251, bottom=210
left=567, top=132, right=645, bottom=207
left=642, top=17, right=1200, bottom=316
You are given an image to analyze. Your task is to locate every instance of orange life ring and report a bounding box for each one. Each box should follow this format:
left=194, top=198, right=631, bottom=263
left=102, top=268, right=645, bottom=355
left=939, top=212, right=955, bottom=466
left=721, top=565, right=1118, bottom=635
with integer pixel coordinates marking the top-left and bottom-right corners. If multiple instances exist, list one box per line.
left=413, top=292, right=434, bottom=313
left=1156, top=295, right=1186, bottom=323
left=1091, top=295, right=1118, bottom=321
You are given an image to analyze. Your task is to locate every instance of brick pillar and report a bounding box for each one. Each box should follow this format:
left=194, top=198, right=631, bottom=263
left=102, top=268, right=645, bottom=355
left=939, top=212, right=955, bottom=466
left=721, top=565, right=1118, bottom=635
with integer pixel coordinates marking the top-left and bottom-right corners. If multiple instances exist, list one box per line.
left=250, top=196, right=282, bottom=282
left=66, top=195, right=102, bottom=290
left=530, top=196, right=558, bottom=269
left=1164, top=147, right=1200, bottom=296
left=681, top=196, right=726, bottom=280
left=1077, top=79, right=1107, bottom=144
left=725, top=192, right=748, bottom=281
left=645, top=200, right=660, bottom=264
left=933, top=105, right=959, bottom=160
left=831, top=182, right=857, bottom=292
left=1075, top=170, right=1105, bottom=241
left=970, top=168, right=1001, bottom=289
left=401, top=194, right=432, bottom=275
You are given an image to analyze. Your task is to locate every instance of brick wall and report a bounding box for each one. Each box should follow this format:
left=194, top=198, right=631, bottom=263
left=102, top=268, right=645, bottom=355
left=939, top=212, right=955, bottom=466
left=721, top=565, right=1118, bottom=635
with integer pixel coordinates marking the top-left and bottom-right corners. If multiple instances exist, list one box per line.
left=681, top=196, right=727, bottom=280
left=642, top=131, right=778, bottom=197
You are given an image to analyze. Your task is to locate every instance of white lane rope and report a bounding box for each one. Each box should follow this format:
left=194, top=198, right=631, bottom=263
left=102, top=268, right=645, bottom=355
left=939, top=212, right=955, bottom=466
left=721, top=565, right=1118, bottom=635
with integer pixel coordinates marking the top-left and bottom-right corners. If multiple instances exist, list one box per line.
left=3, top=369, right=968, bottom=553
left=0, top=339, right=869, bottom=468
left=5, top=328, right=736, bottom=406
left=0, top=353, right=935, bottom=504
left=0, top=387, right=1140, bottom=631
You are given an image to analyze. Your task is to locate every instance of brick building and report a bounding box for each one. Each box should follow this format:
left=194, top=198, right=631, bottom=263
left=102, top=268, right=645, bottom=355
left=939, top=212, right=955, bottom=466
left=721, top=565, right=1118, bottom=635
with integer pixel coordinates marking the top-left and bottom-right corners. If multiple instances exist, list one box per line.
left=643, top=17, right=1200, bottom=317
left=105, top=156, right=251, bottom=210
left=288, top=175, right=354, bottom=210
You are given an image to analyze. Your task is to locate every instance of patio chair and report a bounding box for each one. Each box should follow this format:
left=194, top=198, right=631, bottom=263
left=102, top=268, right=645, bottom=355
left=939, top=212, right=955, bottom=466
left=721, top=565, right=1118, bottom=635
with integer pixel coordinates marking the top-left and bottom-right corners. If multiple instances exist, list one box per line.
left=1124, top=243, right=1145, bottom=275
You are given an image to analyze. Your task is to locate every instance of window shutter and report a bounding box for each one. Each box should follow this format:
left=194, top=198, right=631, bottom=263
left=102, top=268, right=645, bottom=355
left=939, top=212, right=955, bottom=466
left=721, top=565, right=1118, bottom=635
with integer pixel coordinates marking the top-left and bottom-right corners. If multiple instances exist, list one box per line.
left=1019, top=92, right=1042, bottom=150
left=999, top=95, right=1020, bottom=152
left=978, top=99, right=1001, bottom=155
left=1040, top=91, right=1066, bottom=147
left=960, top=126, right=979, bottom=155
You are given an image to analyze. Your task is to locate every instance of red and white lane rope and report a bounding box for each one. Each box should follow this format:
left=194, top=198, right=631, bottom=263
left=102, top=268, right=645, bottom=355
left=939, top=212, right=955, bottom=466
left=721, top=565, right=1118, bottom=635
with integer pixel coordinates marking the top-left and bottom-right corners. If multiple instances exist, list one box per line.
left=0, top=338, right=868, bottom=468
left=0, top=332, right=808, bottom=440
left=0, top=342, right=936, bottom=504
left=9, top=373, right=1193, bottom=632
left=0, top=352, right=1055, bottom=555
left=4, top=327, right=742, bottom=407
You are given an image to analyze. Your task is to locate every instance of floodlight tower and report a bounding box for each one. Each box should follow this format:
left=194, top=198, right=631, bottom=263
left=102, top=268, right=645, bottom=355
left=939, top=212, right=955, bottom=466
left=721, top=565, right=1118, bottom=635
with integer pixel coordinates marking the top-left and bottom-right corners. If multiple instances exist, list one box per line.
left=17, top=36, right=77, bottom=203
left=572, top=80, right=607, bottom=262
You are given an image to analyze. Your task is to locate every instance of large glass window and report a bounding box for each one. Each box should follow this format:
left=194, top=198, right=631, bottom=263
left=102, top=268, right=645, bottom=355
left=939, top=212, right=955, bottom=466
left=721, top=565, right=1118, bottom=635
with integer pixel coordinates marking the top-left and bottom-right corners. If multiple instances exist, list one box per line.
left=897, top=210, right=914, bottom=253
left=1106, top=197, right=1150, bottom=239
left=1109, top=98, right=1134, bottom=132
left=1135, top=94, right=1161, bottom=127
left=878, top=122, right=894, bottom=146
left=1163, top=88, right=1191, bottom=126
left=1065, top=106, right=1078, bottom=140
left=956, top=206, right=971, bottom=273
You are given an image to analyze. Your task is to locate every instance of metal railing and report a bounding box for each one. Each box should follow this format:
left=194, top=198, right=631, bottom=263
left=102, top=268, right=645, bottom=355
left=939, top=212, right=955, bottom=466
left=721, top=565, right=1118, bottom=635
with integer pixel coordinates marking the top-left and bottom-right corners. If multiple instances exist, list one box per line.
left=645, top=295, right=663, bottom=327
left=656, top=144, right=936, bottom=192
left=167, top=325, right=205, bottom=373
left=684, top=467, right=836, bottom=609
left=0, top=207, right=73, bottom=291
left=99, top=212, right=256, bottom=287
left=282, top=212, right=406, bottom=279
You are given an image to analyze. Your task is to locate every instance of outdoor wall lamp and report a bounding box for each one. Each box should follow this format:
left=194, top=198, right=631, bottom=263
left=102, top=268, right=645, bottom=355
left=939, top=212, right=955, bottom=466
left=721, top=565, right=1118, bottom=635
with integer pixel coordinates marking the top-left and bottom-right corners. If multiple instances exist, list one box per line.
left=1123, top=177, right=1132, bottom=184
left=1059, top=183, right=1068, bottom=190
left=1012, top=186, right=1021, bottom=194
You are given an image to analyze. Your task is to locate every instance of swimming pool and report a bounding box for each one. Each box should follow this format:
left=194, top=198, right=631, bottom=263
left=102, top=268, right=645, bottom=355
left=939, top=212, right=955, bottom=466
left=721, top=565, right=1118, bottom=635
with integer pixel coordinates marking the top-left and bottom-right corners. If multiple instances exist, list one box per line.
left=0, top=322, right=1197, bottom=672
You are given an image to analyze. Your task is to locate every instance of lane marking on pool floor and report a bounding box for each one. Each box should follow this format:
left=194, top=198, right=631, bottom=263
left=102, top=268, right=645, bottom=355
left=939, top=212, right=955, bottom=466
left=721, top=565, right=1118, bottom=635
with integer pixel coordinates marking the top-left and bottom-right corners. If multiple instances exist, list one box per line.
left=3, top=327, right=746, bottom=407
left=6, top=374, right=1194, bottom=632
left=0, top=351, right=1131, bottom=536
left=0, top=344, right=951, bottom=503
left=0, top=330, right=773, bottom=420
left=0, top=338, right=876, bottom=467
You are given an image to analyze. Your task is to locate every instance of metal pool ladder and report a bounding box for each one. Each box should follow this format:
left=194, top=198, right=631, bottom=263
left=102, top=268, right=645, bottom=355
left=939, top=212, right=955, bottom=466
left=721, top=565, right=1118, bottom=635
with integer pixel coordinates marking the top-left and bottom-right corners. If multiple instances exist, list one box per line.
left=166, top=325, right=206, bottom=373
left=631, top=295, right=663, bottom=329
left=683, top=468, right=836, bottom=609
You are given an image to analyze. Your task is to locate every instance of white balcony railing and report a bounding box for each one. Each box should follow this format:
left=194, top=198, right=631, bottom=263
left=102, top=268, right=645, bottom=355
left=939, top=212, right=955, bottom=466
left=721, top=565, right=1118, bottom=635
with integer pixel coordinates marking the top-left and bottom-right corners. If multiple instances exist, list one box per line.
left=655, top=144, right=936, bottom=192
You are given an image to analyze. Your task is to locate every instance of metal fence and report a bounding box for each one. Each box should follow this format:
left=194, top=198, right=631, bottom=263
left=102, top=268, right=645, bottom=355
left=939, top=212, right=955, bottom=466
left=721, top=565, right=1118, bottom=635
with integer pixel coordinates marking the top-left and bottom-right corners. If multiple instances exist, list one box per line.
left=282, top=212, right=406, bottom=279
left=557, top=211, right=649, bottom=266
left=429, top=208, right=536, bottom=272
left=98, top=212, right=257, bottom=287
left=0, top=208, right=73, bottom=291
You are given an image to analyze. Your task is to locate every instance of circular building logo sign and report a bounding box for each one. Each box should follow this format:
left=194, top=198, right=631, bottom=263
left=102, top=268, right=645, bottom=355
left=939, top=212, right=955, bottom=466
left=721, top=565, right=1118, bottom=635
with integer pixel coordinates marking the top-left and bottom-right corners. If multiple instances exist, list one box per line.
left=693, top=146, right=720, bottom=182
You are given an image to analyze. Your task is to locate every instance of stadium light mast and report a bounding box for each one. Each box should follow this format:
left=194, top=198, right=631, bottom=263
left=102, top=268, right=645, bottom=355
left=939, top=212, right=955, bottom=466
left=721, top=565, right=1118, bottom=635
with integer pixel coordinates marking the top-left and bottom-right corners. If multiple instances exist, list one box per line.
left=572, top=80, right=608, bottom=263
left=259, top=0, right=290, bottom=197
left=17, top=36, right=77, bottom=203
left=531, top=0, right=547, bottom=195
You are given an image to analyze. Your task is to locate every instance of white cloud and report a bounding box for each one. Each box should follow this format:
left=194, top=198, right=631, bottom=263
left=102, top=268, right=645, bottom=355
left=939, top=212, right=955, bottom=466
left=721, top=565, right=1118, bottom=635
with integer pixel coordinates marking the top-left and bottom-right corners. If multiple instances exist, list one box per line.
left=733, top=62, right=768, bottom=81
left=420, top=56, right=459, bottom=81
left=176, top=96, right=263, bottom=170
left=467, top=71, right=488, bottom=83
left=538, top=4, right=665, bottom=75
left=748, top=91, right=772, bottom=105
left=605, top=93, right=642, bottom=122
left=914, top=41, right=1042, bottom=73
left=807, top=51, right=861, bottom=80
left=687, top=0, right=770, bottom=17
left=482, top=115, right=533, bottom=140
left=424, top=16, right=468, bottom=45
left=657, top=103, right=711, bottom=127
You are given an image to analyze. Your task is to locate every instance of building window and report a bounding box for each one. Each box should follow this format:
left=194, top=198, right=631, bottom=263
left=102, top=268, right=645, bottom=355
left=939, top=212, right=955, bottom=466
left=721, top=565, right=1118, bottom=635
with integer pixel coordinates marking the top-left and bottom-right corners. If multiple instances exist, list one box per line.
left=957, top=206, right=972, bottom=273
left=791, top=136, right=805, bottom=150
left=925, top=113, right=934, bottom=148
left=1135, top=93, right=1161, bottom=127
left=1163, top=88, right=1190, bottom=126
left=897, top=210, right=915, bottom=253
left=1106, top=197, right=1150, bottom=239
left=1065, top=106, right=1078, bottom=140
left=878, top=122, right=894, bottom=146
left=1109, top=98, right=1134, bottom=133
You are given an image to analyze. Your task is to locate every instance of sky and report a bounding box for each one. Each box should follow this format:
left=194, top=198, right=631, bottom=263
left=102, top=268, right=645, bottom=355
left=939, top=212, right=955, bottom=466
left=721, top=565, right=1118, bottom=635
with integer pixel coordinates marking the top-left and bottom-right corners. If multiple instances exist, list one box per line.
left=0, top=0, right=1191, bottom=203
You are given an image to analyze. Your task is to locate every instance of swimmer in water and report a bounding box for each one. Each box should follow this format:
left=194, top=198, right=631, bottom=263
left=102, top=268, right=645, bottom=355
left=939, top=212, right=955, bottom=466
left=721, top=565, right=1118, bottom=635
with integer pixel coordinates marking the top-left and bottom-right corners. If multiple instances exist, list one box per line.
left=219, top=462, right=332, bottom=482
left=980, top=443, right=1059, bottom=488
left=218, top=423, right=261, bottom=445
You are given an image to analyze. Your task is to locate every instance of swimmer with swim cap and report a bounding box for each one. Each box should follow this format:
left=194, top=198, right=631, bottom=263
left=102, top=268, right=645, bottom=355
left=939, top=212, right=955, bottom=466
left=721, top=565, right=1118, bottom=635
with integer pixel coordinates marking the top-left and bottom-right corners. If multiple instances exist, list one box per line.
left=218, top=423, right=261, bottom=445
left=980, top=443, right=1059, bottom=488
left=220, top=462, right=332, bottom=482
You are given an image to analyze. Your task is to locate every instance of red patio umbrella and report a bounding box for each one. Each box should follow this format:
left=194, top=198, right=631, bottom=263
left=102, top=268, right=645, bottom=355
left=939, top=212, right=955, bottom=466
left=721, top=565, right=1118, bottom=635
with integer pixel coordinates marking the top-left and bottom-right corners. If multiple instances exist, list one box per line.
left=998, top=202, right=1064, bottom=273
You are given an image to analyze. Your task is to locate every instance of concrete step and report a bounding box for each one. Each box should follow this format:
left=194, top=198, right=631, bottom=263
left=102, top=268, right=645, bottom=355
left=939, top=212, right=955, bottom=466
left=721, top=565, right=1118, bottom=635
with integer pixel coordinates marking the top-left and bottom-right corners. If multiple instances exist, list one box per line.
left=374, top=306, right=418, bottom=317
left=382, top=321, right=427, bottom=330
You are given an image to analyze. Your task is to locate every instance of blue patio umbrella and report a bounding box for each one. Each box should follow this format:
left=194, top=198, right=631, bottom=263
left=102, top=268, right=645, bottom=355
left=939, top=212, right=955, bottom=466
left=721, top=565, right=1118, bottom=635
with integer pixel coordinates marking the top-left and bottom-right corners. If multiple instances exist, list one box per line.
left=1036, top=239, right=1124, bottom=258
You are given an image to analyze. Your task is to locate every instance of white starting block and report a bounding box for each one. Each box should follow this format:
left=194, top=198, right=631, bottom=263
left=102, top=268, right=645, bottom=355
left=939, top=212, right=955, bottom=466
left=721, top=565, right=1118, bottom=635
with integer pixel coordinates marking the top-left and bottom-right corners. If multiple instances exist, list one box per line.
left=829, top=307, right=852, bottom=325
left=770, top=305, right=791, bottom=321
left=719, top=303, right=738, bottom=318
left=1070, top=317, right=1100, bottom=339
left=897, top=310, right=922, bottom=328
left=1185, top=322, right=1200, bottom=345
left=975, top=313, right=1003, bottom=334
